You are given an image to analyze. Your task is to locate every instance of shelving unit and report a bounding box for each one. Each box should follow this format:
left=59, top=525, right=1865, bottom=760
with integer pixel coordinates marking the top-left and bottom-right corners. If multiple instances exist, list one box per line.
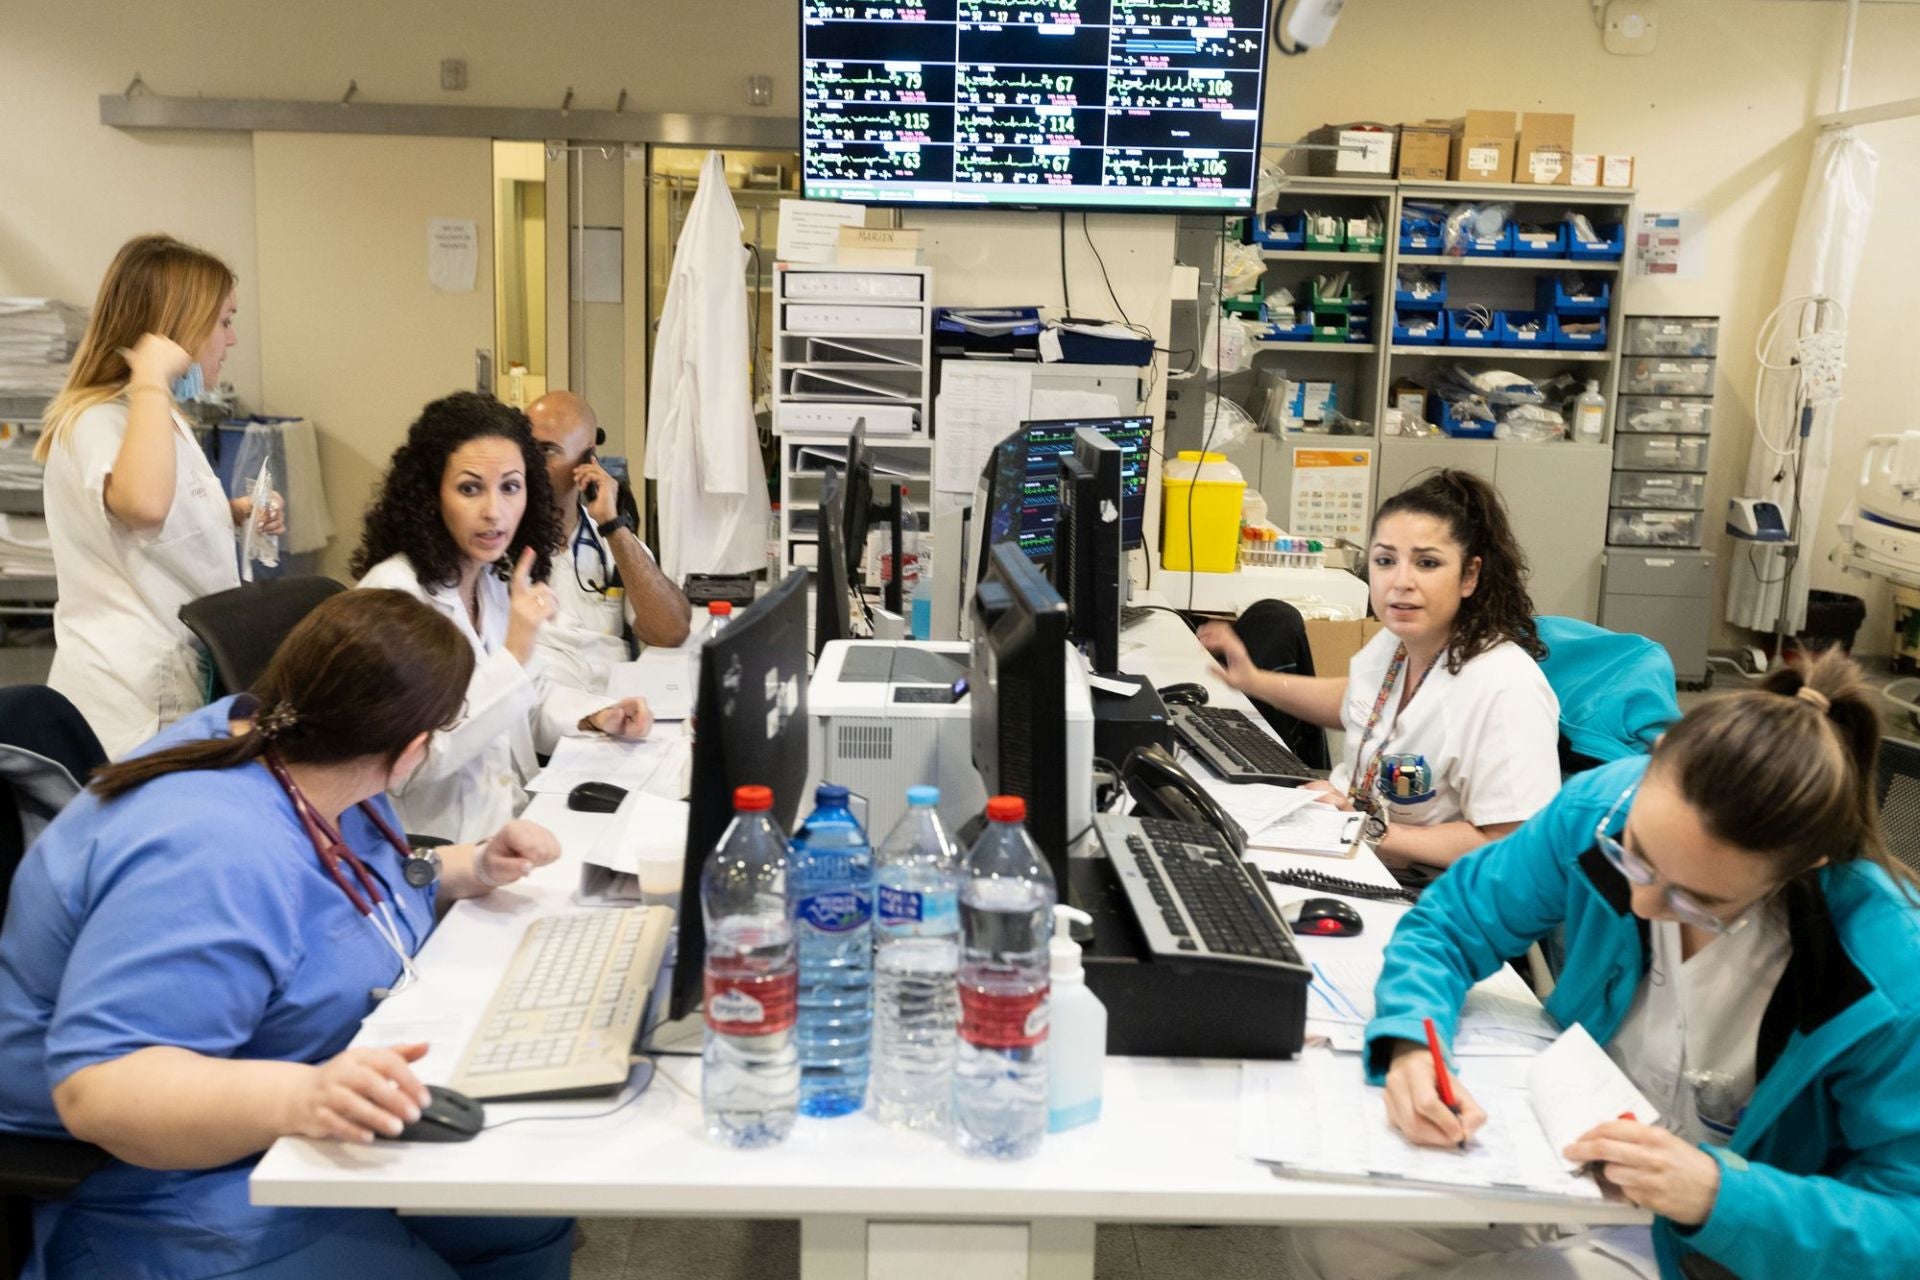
left=0, top=394, right=55, bottom=630
left=771, top=263, right=934, bottom=580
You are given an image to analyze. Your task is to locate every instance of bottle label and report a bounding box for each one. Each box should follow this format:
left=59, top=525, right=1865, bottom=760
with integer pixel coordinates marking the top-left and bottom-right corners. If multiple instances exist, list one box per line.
left=704, top=968, right=797, bottom=1036
left=796, top=889, right=872, bottom=933
left=959, top=982, right=1050, bottom=1050
left=878, top=885, right=957, bottom=926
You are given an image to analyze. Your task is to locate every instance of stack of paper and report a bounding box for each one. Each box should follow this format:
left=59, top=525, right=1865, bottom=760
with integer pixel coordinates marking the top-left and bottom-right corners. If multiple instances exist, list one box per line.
left=1193, top=771, right=1359, bottom=856
left=0, top=299, right=87, bottom=397
left=1303, top=951, right=1560, bottom=1055
left=0, top=514, right=54, bottom=579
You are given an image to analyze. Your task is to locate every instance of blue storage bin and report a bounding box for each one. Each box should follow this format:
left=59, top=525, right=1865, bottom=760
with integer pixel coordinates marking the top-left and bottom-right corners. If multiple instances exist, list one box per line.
left=1499, top=311, right=1556, bottom=350
left=1395, top=269, right=1447, bottom=308
left=1249, top=211, right=1306, bottom=251
left=1534, top=275, right=1610, bottom=315
left=1555, top=314, right=1609, bottom=351
left=1392, top=310, right=1446, bottom=346
left=1567, top=220, right=1626, bottom=260
left=1349, top=317, right=1374, bottom=344
left=1446, top=309, right=1500, bottom=346
left=1399, top=208, right=1446, bottom=255
left=1511, top=224, right=1567, bottom=258
left=1255, top=318, right=1315, bottom=342
left=1437, top=400, right=1497, bottom=439
left=1461, top=225, right=1514, bottom=257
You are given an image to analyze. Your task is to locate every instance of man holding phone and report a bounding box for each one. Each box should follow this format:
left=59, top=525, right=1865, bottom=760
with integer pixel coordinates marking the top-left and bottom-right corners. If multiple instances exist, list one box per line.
left=526, top=391, right=692, bottom=746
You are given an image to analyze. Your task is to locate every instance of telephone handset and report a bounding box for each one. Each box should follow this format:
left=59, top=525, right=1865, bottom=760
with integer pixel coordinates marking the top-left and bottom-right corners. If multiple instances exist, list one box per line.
left=1120, top=744, right=1247, bottom=857
left=584, top=427, right=607, bottom=506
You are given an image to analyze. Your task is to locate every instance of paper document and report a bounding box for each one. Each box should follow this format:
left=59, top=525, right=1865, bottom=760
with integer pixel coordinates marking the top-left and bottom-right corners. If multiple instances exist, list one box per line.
left=1030, top=389, right=1122, bottom=421
left=525, top=734, right=680, bottom=797
left=589, top=790, right=691, bottom=876
left=606, top=648, right=696, bottom=721
left=1525, top=1025, right=1662, bottom=1172
left=933, top=363, right=1033, bottom=494
left=776, top=199, right=864, bottom=264
left=1193, top=770, right=1355, bottom=856
left=1241, top=1054, right=1609, bottom=1202
left=1304, top=952, right=1560, bottom=1053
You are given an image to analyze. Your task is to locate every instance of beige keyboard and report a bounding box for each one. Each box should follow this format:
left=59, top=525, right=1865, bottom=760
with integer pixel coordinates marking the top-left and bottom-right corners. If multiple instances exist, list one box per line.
left=449, top=907, right=674, bottom=1101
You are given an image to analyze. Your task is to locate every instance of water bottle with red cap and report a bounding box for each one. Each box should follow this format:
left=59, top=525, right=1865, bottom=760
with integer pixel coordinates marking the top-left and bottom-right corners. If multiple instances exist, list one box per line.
left=951, top=795, right=1058, bottom=1159
left=701, top=784, right=800, bottom=1148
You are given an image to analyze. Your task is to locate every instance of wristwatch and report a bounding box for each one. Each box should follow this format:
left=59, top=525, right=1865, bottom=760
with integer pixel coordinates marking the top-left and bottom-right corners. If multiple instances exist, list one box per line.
left=1360, top=806, right=1389, bottom=847
left=597, top=512, right=636, bottom=539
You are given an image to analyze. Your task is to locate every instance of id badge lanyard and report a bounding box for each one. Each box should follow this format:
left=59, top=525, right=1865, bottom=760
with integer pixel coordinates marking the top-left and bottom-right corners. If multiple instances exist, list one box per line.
left=1346, top=643, right=1443, bottom=813
left=262, top=752, right=421, bottom=998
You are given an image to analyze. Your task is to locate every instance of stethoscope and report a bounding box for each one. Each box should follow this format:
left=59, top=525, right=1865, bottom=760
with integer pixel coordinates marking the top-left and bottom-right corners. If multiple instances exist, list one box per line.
left=570, top=503, right=617, bottom=597
left=261, top=752, right=438, bottom=999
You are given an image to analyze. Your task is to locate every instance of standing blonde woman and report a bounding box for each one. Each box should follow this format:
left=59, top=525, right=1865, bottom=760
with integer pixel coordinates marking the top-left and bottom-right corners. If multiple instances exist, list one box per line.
left=38, top=235, right=281, bottom=758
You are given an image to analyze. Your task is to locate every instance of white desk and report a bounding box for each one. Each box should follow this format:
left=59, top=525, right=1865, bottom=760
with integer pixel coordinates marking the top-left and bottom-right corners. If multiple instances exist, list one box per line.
left=252, top=621, right=1641, bottom=1279
left=1147, top=563, right=1367, bottom=617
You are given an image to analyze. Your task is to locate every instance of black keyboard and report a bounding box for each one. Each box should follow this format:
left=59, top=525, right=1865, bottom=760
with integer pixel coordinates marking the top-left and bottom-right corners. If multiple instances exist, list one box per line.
left=1120, top=604, right=1155, bottom=629
left=1095, top=814, right=1308, bottom=973
left=1170, top=704, right=1323, bottom=785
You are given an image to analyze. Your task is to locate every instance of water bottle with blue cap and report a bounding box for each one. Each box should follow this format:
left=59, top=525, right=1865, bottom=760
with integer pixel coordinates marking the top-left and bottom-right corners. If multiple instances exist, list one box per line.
left=789, top=782, right=874, bottom=1116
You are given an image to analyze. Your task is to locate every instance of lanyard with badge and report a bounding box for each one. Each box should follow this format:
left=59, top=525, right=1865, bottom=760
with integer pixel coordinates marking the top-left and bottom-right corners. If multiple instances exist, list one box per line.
left=259, top=751, right=434, bottom=999
left=1346, top=643, right=1444, bottom=814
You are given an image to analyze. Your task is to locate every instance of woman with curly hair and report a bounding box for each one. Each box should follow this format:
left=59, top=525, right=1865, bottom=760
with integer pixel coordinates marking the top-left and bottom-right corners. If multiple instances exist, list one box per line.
left=1200, top=470, right=1559, bottom=874
left=353, top=392, right=651, bottom=842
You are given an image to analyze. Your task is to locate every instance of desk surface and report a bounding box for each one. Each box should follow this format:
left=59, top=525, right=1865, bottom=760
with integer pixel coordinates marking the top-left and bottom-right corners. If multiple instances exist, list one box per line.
left=252, top=618, right=1641, bottom=1230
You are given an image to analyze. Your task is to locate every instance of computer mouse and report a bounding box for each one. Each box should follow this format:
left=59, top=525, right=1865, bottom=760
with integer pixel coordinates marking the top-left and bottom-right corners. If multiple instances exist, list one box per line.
left=568, top=780, right=629, bottom=813
left=1285, top=897, right=1365, bottom=938
left=385, top=1084, right=485, bottom=1143
left=1157, top=681, right=1210, bottom=708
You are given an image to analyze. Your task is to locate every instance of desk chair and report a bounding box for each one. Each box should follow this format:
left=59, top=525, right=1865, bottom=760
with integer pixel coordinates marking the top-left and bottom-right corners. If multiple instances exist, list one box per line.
left=0, top=688, right=110, bottom=1278
left=1874, top=737, right=1920, bottom=878
left=1535, top=616, right=1681, bottom=777
left=179, top=576, right=346, bottom=698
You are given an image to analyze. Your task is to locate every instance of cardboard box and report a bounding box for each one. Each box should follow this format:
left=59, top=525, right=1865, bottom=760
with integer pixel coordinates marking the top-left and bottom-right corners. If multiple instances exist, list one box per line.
left=1448, top=111, right=1516, bottom=183
left=1306, top=123, right=1396, bottom=176
left=1397, top=122, right=1452, bottom=181
left=1305, top=618, right=1386, bottom=680
left=1603, top=154, right=1636, bottom=188
left=1515, top=112, right=1576, bottom=185
left=1570, top=153, right=1601, bottom=187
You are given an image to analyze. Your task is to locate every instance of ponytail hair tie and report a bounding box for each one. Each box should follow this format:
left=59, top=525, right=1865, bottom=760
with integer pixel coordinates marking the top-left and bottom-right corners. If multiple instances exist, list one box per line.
left=253, top=701, right=300, bottom=740
left=1795, top=685, right=1832, bottom=713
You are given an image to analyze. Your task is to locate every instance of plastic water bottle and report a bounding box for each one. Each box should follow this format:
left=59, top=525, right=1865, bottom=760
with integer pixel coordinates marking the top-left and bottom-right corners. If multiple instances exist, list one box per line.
left=704, top=601, right=732, bottom=641
left=952, top=795, right=1058, bottom=1160
left=790, top=783, right=874, bottom=1117
left=872, top=786, right=961, bottom=1132
left=701, top=785, right=799, bottom=1148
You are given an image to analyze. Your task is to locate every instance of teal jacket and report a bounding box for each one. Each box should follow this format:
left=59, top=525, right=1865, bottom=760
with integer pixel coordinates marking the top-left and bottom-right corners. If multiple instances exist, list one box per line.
left=1535, top=616, right=1680, bottom=764
left=1365, top=756, right=1920, bottom=1280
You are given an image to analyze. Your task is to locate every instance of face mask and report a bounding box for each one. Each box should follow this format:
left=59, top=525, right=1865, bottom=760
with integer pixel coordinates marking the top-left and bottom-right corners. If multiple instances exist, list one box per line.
left=170, top=363, right=205, bottom=403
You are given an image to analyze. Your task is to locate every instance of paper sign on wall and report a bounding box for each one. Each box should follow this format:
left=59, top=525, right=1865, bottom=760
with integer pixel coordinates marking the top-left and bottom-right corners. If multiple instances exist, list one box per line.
left=1290, top=448, right=1372, bottom=543
left=1634, top=211, right=1706, bottom=281
left=777, top=199, right=865, bottom=264
left=428, top=219, right=477, bottom=292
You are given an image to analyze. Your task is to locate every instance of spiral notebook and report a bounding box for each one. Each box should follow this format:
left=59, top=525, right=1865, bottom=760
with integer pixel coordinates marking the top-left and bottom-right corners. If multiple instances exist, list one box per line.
left=1241, top=1025, right=1659, bottom=1203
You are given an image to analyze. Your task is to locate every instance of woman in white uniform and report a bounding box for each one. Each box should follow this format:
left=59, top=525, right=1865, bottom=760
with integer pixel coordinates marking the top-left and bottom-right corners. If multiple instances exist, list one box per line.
left=38, top=235, right=282, bottom=759
left=352, top=392, right=651, bottom=843
left=1200, top=470, right=1560, bottom=874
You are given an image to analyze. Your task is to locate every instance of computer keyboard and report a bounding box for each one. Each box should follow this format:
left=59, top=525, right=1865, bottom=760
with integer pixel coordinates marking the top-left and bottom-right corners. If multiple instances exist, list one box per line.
left=1169, top=703, right=1323, bottom=785
left=448, top=907, right=674, bottom=1101
left=1094, top=814, right=1309, bottom=975
left=1120, top=604, right=1155, bottom=629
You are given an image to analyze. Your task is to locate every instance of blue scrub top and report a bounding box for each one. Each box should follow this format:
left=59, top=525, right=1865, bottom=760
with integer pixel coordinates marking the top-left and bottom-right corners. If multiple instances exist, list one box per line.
left=0, top=698, right=438, bottom=1280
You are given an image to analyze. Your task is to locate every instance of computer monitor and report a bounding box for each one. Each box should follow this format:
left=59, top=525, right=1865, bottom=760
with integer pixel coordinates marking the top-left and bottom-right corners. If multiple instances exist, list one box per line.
left=1053, top=429, right=1125, bottom=675
left=1003, top=417, right=1153, bottom=564
left=814, top=465, right=854, bottom=651
left=841, top=420, right=908, bottom=614
left=670, top=566, right=813, bottom=1022
left=957, top=434, right=1030, bottom=644
left=970, top=541, right=1072, bottom=890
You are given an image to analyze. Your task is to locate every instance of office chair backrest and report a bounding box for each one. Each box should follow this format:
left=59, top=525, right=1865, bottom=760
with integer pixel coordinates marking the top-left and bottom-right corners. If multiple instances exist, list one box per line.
left=1874, top=737, right=1920, bottom=878
left=0, top=687, right=104, bottom=923
left=1535, top=616, right=1681, bottom=775
left=179, top=576, right=346, bottom=698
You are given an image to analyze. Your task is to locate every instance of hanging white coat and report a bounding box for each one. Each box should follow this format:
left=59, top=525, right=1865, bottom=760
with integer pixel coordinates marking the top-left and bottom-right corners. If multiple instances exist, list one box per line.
left=643, top=150, right=770, bottom=583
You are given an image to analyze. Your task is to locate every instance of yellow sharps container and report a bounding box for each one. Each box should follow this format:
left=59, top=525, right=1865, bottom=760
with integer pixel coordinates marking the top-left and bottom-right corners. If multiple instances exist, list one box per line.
left=1160, top=451, right=1246, bottom=573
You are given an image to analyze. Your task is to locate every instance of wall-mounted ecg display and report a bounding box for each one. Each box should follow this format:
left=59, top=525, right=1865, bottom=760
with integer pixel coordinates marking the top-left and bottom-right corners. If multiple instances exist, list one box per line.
left=801, top=0, right=1271, bottom=211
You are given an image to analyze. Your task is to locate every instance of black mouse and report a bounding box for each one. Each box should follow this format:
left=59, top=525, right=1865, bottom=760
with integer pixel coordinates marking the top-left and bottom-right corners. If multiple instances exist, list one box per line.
left=385, top=1084, right=485, bottom=1143
left=1157, top=681, right=1210, bottom=708
left=568, top=780, right=628, bottom=813
left=1286, top=897, right=1365, bottom=938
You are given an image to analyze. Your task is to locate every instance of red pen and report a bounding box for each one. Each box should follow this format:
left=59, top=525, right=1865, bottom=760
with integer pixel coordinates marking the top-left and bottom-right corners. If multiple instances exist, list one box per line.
left=1424, top=1017, right=1467, bottom=1151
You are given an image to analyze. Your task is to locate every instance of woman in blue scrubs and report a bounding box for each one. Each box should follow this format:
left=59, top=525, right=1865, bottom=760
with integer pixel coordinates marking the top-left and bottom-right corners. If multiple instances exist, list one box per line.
left=0, top=589, right=571, bottom=1280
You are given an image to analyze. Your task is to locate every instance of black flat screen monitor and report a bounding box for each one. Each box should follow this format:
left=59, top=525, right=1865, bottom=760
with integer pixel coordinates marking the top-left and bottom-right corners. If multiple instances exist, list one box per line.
left=1003, top=416, right=1150, bottom=564
left=800, top=0, right=1274, bottom=214
left=969, top=541, right=1072, bottom=890
left=672, top=567, right=813, bottom=1022
left=815, top=465, right=854, bottom=651
left=1052, top=428, right=1124, bottom=673
left=841, top=421, right=876, bottom=571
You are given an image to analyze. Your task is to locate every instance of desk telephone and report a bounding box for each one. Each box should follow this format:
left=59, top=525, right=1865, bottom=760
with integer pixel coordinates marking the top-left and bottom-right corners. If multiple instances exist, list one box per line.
left=1119, top=744, right=1246, bottom=855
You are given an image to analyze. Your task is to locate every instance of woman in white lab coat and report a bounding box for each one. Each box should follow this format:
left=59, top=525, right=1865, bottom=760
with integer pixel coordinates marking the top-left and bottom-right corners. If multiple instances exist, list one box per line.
left=353, top=392, right=651, bottom=843
left=39, top=235, right=283, bottom=759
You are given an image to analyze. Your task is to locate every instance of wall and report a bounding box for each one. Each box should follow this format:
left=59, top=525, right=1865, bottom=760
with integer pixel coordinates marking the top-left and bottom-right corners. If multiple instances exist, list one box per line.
left=4, top=0, right=1916, bottom=648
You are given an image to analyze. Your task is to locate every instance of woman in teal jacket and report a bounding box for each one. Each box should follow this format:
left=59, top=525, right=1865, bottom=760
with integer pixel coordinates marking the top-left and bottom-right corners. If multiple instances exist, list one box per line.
left=1292, top=650, right=1920, bottom=1280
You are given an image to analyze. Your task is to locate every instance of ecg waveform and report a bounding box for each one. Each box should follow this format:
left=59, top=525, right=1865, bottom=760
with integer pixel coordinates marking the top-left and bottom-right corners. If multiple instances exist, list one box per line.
left=806, top=105, right=950, bottom=143
left=955, top=64, right=1108, bottom=106
left=954, top=145, right=1103, bottom=186
left=1112, top=0, right=1263, bottom=28
left=954, top=106, right=1103, bottom=148
left=805, top=0, right=943, bottom=21
left=808, top=143, right=954, bottom=184
left=1108, top=70, right=1251, bottom=110
left=1104, top=149, right=1246, bottom=188
left=957, top=0, right=1088, bottom=24
left=805, top=60, right=954, bottom=104
left=1110, top=28, right=1262, bottom=69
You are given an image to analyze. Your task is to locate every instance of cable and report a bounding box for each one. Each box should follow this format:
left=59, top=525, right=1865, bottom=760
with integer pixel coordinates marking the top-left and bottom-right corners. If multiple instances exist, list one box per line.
left=1059, top=211, right=1071, bottom=316
left=1081, top=214, right=1134, bottom=329
left=1189, top=220, right=1229, bottom=614
left=479, top=1058, right=659, bottom=1132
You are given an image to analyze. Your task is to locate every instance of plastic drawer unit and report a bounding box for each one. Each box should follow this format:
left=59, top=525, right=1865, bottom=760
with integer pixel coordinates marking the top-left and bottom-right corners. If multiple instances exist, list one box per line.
left=1611, top=472, right=1707, bottom=510
left=1623, top=316, right=1719, bottom=358
left=1614, top=433, right=1710, bottom=473
left=1617, top=396, right=1713, bottom=436
left=1620, top=358, right=1715, bottom=398
left=1608, top=508, right=1704, bottom=548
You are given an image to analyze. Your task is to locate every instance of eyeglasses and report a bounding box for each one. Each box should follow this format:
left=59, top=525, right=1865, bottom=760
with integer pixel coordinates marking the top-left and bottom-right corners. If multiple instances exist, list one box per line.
left=1594, top=783, right=1760, bottom=937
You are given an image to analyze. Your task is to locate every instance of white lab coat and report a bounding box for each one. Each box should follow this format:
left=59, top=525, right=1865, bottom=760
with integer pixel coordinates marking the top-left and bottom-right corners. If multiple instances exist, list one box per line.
left=43, top=402, right=240, bottom=759
left=643, top=149, right=770, bottom=582
left=356, top=554, right=605, bottom=841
